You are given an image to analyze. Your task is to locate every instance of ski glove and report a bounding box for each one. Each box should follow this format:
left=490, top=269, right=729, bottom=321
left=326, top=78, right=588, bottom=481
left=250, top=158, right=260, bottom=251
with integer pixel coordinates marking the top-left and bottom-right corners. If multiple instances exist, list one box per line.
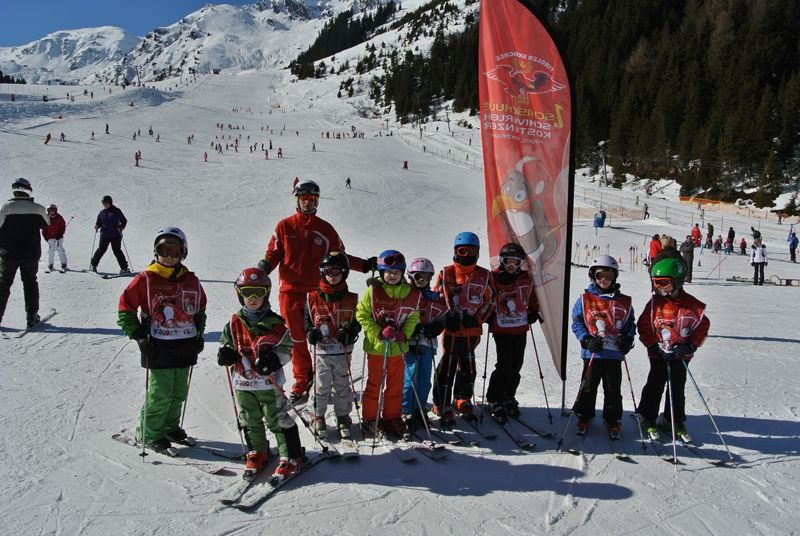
left=335, top=326, right=359, bottom=347
left=136, top=336, right=157, bottom=361
left=217, top=346, right=238, bottom=367
left=616, top=335, right=635, bottom=354
left=306, top=328, right=321, bottom=345
left=444, top=311, right=461, bottom=332
left=362, top=256, right=378, bottom=273
left=195, top=335, right=204, bottom=355
left=461, top=313, right=480, bottom=329
left=412, top=324, right=424, bottom=338
left=380, top=325, right=405, bottom=342
left=422, top=322, right=445, bottom=339
left=527, top=311, right=543, bottom=324
left=671, top=342, right=696, bottom=359
left=255, top=351, right=281, bottom=376
left=647, top=344, right=670, bottom=360
left=581, top=335, right=604, bottom=354
left=256, top=259, right=271, bottom=274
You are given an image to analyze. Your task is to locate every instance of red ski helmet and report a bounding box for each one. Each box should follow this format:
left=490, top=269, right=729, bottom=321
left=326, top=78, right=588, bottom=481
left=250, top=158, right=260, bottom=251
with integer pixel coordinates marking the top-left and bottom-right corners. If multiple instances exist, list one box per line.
left=235, top=267, right=272, bottom=305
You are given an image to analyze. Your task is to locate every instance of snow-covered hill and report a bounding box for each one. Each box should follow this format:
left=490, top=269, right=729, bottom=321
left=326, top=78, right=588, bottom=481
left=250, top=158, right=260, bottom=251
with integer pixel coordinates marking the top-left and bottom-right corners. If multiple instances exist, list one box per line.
left=0, top=0, right=433, bottom=86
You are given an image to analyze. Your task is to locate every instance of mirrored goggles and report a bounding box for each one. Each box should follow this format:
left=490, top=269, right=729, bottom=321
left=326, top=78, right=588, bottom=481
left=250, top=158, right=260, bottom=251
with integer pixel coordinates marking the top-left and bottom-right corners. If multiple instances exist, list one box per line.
left=297, top=194, right=319, bottom=202
left=237, top=286, right=268, bottom=299
left=155, top=242, right=182, bottom=258
left=382, top=254, right=405, bottom=267
left=500, top=256, right=523, bottom=268
left=322, top=266, right=343, bottom=276
left=455, top=246, right=479, bottom=257
left=651, top=277, right=674, bottom=290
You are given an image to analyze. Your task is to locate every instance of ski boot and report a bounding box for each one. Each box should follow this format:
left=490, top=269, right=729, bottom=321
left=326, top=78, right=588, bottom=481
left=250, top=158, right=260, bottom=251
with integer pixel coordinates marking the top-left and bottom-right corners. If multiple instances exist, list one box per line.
left=454, top=398, right=474, bottom=418
left=638, top=414, right=659, bottom=440
left=311, top=416, right=327, bottom=439
left=47, top=264, right=54, bottom=273
left=402, top=414, right=418, bottom=433
left=658, top=413, right=691, bottom=443
left=491, top=402, right=508, bottom=424
left=243, top=450, right=269, bottom=480
left=433, top=405, right=456, bottom=427
left=90, top=265, right=97, bottom=273
left=26, top=313, right=41, bottom=329
left=383, top=417, right=409, bottom=439
left=60, top=264, right=67, bottom=273
left=120, top=268, right=132, bottom=275
left=273, top=457, right=303, bottom=480
left=360, top=420, right=381, bottom=438
left=145, top=437, right=173, bottom=455
left=576, top=417, right=592, bottom=436
left=336, top=415, right=352, bottom=439
left=504, top=397, right=521, bottom=418
left=166, top=427, right=196, bottom=446
left=605, top=420, right=622, bottom=440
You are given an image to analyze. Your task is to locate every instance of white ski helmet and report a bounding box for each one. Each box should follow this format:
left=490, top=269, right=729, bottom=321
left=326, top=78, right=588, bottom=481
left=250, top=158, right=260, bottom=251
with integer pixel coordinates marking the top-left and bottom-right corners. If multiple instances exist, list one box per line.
left=589, top=254, right=619, bottom=281
left=153, top=226, right=188, bottom=259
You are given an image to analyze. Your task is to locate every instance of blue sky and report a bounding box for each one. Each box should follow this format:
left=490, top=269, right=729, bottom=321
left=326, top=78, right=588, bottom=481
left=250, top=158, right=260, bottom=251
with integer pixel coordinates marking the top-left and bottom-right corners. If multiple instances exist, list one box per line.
left=0, top=1, right=252, bottom=46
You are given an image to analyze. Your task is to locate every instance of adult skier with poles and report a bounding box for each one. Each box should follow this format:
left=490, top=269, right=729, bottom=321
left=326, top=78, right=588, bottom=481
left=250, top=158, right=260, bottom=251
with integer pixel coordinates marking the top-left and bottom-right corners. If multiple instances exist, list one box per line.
left=117, top=227, right=206, bottom=454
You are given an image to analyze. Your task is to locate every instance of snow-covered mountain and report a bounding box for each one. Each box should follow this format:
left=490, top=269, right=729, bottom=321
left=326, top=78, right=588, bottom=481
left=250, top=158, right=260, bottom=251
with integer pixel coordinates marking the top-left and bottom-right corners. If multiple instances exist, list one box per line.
left=0, top=0, right=406, bottom=85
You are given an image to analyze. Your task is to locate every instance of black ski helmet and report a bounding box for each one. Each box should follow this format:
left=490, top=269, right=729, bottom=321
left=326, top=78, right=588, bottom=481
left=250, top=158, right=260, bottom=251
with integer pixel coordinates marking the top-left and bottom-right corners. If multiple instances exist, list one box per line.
left=294, top=180, right=320, bottom=197
left=319, top=251, right=350, bottom=280
left=102, top=195, right=113, bottom=204
left=499, top=242, right=526, bottom=259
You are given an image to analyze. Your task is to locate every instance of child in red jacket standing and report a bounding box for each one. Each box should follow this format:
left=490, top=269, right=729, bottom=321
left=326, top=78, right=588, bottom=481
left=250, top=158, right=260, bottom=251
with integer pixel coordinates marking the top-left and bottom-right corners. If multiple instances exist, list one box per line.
left=42, top=204, right=68, bottom=272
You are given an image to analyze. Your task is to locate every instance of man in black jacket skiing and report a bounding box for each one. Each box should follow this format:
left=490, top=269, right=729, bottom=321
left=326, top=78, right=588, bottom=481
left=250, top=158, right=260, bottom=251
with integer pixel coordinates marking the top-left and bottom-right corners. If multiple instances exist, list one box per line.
left=0, top=178, right=49, bottom=328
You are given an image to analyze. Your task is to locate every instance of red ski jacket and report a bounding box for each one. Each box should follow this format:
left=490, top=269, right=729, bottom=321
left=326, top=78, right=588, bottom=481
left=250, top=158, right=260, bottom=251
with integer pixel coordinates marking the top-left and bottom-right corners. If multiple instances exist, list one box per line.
left=42, top=212, right=66, bottom=240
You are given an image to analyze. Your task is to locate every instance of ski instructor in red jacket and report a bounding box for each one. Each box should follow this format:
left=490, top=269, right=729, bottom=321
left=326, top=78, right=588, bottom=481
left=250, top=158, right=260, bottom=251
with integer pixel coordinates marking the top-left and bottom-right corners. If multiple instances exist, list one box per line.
left=258, top=180, right=376, bottom=403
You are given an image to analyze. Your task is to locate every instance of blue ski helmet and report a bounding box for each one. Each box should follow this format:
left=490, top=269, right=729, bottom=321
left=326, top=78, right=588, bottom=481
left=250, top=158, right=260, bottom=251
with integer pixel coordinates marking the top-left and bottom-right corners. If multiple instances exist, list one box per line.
left=377, top=250, right=406, bottom=271
left=454, top=231, right=480, bottom=249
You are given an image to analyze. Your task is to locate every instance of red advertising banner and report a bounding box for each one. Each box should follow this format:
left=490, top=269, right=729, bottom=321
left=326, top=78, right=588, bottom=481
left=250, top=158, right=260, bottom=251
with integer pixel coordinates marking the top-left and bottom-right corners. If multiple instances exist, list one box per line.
left=479, top=0, right=575, bottom=381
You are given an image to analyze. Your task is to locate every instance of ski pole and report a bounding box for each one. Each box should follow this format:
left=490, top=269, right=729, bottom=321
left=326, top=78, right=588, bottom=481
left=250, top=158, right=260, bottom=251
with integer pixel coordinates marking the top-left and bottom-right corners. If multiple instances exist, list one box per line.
left=681, top=359, right=736, bottom=465
left=267, top=372, right=329, bottom=453
left=121, top=234, right=134, bottom=271
left=312, top=343, right=319, bottom=432
left=370, top=342, right=391, bottom=452
left=556, top=352, right=596, bottom=451
left=89, top=229, right=97, bottom=268
left=345, top=352, right=364, bottom=439
left=529, top=325, right=553, bottom=424
left=622, top=356, right=647, bottom=452
left=224, top=365, right=247, bottom=456
left=179, top=365, right=194, bottom=431
left=480, top=333, right=490, bottom=408
left=665, top=359, right=679, bottom=468
left=140, top=357, right=150, bottom=459
left=403, top=349, right=435, bottom=443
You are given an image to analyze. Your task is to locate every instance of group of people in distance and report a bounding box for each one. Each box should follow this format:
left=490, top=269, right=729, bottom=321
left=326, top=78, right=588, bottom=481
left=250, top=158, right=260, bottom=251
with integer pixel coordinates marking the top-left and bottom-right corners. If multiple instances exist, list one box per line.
left=116, top=179, right=548, bottom=481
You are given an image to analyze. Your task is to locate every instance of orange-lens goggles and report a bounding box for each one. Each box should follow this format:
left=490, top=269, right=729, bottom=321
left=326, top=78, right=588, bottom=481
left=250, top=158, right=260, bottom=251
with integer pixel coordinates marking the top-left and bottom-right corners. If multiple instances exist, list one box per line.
left=455, top=246, right=479, bottom=257
left=238, top=286, right=268, bottom=299
left=155, top=243, right=182, bottom=258
left=298, top=194, right=318, bottom=202
left=652, top=277, right=674, bottom=289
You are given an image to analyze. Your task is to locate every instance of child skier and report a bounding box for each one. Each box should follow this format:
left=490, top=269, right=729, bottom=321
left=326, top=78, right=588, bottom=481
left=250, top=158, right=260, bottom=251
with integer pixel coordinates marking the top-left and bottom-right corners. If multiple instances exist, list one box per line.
left=402, top=258, right=447, bottom=431
left=487, top=243, right=542, bottom=423
left=42, top=204, right=68, bottom=272
left=637, top=257, right=710, bottom=442
left=216, top=267, right=304, bottom=480
left=117, top=227, right=206, bottom=453
left=304, top=252, right=361, bottom=440
left=431, top=232, right=494, bottom=425
left=570, top=255, right=636, bottom=438
left=355, top=250, right=421, bottom=437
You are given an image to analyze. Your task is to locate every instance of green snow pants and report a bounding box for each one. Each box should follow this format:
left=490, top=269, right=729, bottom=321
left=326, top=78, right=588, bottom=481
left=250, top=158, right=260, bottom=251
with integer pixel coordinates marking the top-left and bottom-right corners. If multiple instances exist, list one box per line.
left=236, top=388, right=294, bottom=457
left=136, top=367, right=190, bottom=443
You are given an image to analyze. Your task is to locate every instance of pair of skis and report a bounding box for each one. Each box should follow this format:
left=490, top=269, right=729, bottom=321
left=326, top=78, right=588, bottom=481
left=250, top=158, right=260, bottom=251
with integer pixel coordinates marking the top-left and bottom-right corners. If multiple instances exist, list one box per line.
left=634, top=415, right=733, bottom=467
left=559, top=425, right=635, bottom=462
left=111, top=433, right=230, bottom=474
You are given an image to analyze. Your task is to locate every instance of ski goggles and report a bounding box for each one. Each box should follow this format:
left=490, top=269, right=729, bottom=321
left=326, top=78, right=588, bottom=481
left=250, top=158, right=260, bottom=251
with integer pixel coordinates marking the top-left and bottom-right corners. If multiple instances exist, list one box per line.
left=651, top=277, right=674, bottom=290
left=297, top=194, right=319, bottom=202
left=47, top=209, right=57, bottom=215
left=500, top=256, right=523, bottom=268
left=410, top=272, right=433, bottom=282
left=237, top=286, right=269, bottom=299
left=455, top=246, right=479, bottom=257
left=594, top=269, right=616, bottom=281
left=321, top=266, right=343, bottom=276
left=155, top=242, right=182, bottom=258
left=381, top=253, right=405, bottom=267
